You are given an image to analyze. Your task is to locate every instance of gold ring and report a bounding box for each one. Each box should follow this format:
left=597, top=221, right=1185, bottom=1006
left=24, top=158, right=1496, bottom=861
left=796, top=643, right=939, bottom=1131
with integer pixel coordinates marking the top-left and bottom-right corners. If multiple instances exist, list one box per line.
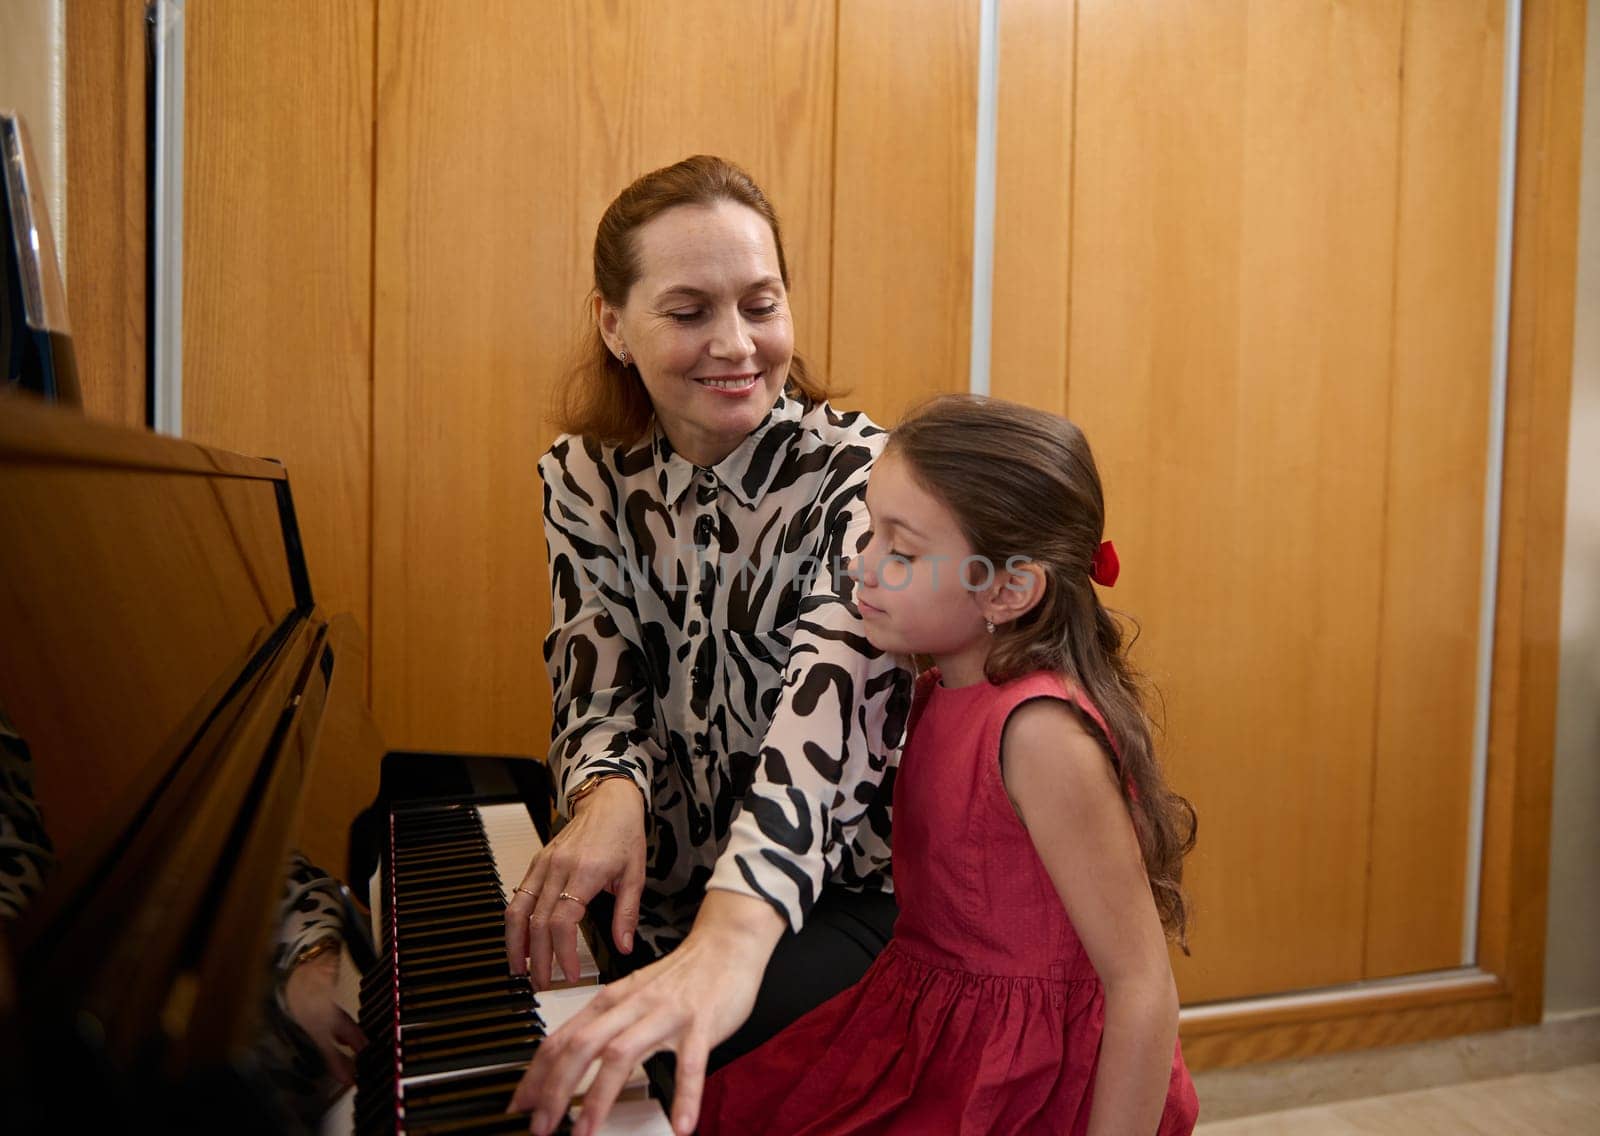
left=512, top=886, right=535, bottom=898
left=557, top=891, right=586, bottom=907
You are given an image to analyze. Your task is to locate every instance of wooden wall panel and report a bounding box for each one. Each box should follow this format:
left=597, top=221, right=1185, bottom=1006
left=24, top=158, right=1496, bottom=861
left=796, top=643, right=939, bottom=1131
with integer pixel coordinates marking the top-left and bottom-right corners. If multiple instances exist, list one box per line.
left=1364, top=0, right=1505, bottom=979
left=1477, top=0, right=1585, bottom=1022
left=371, top=0, right=836, bottom=752
left=64, top=0, right=147, bottom=428
left=183, top=1, right=375, bottom=653
left=1068, top=0, right=1406, bottom=1003
left=990, top=0, right=1074, bottom=414
left=831, top=0, right=978, bottom=427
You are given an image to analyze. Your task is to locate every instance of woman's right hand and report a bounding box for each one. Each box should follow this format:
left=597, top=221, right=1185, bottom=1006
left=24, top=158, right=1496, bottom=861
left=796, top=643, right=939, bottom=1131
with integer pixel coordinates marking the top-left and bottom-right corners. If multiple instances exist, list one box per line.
left=505, top=778, right=647, bottom=988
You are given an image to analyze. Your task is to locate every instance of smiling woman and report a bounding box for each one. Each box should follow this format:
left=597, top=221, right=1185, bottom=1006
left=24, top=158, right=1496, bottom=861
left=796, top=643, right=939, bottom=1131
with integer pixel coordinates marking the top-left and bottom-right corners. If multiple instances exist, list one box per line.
left=554, top=156, right=829, bottom=458
left=596, top=202, right=795, bottom=465
left=504, top=156, right=910, bottom=1136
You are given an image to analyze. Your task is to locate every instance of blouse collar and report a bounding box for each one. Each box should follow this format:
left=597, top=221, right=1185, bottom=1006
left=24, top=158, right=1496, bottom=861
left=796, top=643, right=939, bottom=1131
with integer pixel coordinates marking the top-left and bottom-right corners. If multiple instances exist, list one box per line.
left=647, top=390, right=807, bottom=510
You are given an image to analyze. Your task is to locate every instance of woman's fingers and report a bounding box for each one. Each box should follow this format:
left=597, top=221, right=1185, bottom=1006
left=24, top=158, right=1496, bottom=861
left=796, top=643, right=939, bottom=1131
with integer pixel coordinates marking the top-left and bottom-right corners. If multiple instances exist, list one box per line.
left=505, top=854, right=550, bottom=975
left=514, top=987, right=652, bottom=1133
left=332, top=1008, right=368, bottom=1052
left=550, top=891, right=588, bottom=985
left=610, top=846, right=646, bottom=956
left=669, top=1027, right=711, bottom=1136
left=568, top=1012, right=672, bottom=1136
left=526, top=882, right=564, bottom=990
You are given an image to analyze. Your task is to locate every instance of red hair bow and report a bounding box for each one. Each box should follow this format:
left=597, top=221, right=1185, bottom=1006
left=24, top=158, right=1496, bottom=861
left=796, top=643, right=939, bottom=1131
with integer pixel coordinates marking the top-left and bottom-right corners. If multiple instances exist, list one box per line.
left=1090, top=540, right=1120, bottom=587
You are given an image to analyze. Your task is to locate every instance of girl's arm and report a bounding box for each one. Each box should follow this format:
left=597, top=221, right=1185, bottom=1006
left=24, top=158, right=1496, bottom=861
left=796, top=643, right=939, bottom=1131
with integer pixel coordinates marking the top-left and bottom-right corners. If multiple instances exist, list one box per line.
left=1001, top=699, right=1179, bottom=1136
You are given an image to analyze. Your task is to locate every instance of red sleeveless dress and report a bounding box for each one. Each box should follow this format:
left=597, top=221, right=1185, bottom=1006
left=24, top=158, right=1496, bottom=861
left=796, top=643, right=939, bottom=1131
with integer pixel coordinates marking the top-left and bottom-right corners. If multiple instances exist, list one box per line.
left=699, top=669, right=1199, bottom=1134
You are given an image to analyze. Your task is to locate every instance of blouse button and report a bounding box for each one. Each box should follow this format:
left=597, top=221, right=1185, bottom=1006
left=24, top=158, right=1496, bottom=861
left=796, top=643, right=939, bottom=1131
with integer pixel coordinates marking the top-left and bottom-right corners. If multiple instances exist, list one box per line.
left=694, top=514, right=715, bottom=546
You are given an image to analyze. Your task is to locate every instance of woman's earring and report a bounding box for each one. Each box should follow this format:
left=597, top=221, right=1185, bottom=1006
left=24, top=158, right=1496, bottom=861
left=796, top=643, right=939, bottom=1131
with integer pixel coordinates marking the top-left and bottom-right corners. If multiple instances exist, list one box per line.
left=984, top=619, right=995, bottom=635
left=617, top=347, right=629, bottom=365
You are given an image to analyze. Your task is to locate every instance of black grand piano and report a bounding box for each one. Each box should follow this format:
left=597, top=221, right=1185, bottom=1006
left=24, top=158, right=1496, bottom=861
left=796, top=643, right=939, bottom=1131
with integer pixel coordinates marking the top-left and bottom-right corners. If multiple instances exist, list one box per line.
left=0, top=393, right=670, bottom=1135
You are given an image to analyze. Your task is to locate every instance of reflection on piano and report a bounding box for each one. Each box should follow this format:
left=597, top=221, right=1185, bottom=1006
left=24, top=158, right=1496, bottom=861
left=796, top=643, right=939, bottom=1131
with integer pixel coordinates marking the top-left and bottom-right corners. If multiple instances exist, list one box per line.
left=0, top=393, right=669, bottom=1134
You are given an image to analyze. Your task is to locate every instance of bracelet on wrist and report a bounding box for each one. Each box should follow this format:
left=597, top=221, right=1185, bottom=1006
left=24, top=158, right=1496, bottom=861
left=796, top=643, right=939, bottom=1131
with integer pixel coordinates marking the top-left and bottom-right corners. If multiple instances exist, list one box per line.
left=565, top=771, right=643, bottom=814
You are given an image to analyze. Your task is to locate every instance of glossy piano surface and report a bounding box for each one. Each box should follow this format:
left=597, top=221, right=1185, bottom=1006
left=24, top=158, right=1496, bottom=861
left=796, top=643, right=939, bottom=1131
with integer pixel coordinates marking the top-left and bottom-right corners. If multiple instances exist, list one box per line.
left=0, top=394, right=669, bottom=1135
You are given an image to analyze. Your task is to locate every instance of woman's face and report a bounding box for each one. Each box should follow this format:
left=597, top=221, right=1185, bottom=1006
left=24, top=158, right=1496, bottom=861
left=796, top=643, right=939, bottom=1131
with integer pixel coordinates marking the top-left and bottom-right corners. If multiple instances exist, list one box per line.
left=598, top=201, right=794, bottom=467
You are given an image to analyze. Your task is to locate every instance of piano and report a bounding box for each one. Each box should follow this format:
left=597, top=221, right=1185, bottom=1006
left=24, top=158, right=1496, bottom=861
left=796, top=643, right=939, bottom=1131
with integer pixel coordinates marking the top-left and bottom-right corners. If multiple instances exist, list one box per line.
left=0, top=392, right=671, bottom=1135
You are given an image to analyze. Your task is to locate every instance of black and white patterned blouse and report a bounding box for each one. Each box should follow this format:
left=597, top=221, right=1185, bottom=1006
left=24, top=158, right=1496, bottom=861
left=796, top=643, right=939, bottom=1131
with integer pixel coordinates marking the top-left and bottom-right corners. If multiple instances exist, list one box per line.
left=540, top=391, right=911, bottom=952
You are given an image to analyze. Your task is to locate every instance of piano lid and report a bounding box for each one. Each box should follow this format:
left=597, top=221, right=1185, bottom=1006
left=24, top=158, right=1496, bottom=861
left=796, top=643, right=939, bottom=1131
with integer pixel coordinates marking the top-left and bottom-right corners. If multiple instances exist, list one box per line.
left=0, top=392, right=340, bottom=1128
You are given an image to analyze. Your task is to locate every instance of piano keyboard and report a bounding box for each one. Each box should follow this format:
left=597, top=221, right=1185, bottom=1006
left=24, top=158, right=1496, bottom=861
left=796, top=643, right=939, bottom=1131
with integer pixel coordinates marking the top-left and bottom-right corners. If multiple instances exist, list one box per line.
left=345, top=798, right=669, bottom=1135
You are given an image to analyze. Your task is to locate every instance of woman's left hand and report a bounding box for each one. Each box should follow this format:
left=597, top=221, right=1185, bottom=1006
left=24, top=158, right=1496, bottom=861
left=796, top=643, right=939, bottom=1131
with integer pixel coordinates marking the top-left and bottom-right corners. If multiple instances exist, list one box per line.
left=283, top=945, right=368, bottom=1085
left=510, top=891, right=783, bottom=1136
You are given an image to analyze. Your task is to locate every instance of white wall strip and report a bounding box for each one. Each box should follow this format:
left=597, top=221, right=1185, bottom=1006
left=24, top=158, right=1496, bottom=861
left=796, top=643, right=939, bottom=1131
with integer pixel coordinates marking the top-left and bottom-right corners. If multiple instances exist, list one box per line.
left=1179, top=967, right=1495, bottom=1025
left=968, top=0, right=1000, bottom=396
left=1462, top=0, right=1524, bottom=967
left=152, top=0, right=185, bottom=437
left=47, top=0, right=66, bottom=276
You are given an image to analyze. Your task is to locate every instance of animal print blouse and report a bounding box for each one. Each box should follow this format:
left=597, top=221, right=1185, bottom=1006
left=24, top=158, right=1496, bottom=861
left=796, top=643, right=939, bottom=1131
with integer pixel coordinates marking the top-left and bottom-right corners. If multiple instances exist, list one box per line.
left=540, top=391, right=911, bottom=952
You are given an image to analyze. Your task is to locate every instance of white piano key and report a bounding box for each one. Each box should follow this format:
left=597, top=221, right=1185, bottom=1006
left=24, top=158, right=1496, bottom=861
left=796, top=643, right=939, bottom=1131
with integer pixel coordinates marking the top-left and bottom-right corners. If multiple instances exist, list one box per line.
left=536, top=983, right=602, bottom=1033
left=365, top=863, right=384, bottom=946
left=569, top=1097, right=676, bottom=1136
left=477, top=801, right=600, bottom=984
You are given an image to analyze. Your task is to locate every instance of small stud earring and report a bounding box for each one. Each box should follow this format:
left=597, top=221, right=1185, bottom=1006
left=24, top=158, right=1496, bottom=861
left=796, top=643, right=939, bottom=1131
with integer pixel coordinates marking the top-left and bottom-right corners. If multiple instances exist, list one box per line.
left=618, top=347, right=629, bottom=365
left=984, top=619, right=995, bottom=635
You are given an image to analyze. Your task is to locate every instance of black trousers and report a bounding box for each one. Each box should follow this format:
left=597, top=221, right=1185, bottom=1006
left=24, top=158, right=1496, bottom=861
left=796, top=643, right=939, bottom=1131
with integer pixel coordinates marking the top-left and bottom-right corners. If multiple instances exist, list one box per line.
left=583, top=887, right=898, bottom=1091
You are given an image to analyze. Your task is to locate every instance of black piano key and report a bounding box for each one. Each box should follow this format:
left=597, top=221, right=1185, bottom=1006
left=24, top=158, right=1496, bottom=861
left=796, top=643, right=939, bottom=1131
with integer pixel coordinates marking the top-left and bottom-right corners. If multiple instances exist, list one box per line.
left=399, top=960, right=520, bottom=992
left=395, top=876, right=498, bottom=894
left=404, top=1018, right=542, bottom=1059
left=392, top=830, right=491, bottom=850
left=401, top=1067, right=530, bottom=1125
left=395, top=851, right=495, bottom=871
left=399, top=947, right=509, bottom=980
left=401, top=924, right=510, bottom=952
left=397, top=907, right=507, bottom=935
left=398, top=885, right=506, bottom=913
left=404, top=976, right=532, bottom=1012
left=403, top=973, right=531, bottom=1004
left=397, top=1004, right=543, bottom=1045
left=401, top=988, right=533, bottom=1025
left=402, top=1038, right=540, bottom=1079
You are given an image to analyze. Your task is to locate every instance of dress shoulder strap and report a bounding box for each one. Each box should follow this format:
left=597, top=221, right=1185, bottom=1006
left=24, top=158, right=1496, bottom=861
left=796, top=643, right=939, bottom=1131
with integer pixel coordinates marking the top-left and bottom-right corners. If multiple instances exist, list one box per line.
left=990, top=670, right=1125, bottom=767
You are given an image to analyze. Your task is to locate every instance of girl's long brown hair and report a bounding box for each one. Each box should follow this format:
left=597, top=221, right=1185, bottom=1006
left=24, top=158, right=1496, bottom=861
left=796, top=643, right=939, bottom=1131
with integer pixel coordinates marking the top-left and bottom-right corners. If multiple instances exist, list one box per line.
left=888, top=394, right=1198, bottom=949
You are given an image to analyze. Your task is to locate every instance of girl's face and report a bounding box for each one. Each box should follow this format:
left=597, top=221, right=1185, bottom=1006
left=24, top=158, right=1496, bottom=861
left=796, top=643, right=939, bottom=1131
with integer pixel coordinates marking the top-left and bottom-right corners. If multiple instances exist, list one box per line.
left=597, top=201, right=794, bottom=468
left=857, top=452, right=995, bottom=674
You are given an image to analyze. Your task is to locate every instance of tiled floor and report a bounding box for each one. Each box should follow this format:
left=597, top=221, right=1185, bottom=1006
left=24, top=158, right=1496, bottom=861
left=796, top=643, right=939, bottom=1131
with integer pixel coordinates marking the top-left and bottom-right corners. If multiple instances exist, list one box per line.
left=1195, top=1062, right=1600, bottom=1134
left=1190, top=1012, right=1600, bottom=1134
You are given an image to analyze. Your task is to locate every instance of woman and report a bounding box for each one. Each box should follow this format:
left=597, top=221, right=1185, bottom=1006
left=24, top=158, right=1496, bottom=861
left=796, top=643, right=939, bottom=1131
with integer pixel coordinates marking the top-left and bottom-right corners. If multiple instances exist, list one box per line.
left=505, top=156, right=910, bottom=1136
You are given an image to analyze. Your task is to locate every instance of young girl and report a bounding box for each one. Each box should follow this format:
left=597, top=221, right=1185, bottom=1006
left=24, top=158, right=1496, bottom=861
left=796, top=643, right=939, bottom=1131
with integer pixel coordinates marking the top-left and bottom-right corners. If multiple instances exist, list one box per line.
left=697, top=395, right=1199, bottom=1134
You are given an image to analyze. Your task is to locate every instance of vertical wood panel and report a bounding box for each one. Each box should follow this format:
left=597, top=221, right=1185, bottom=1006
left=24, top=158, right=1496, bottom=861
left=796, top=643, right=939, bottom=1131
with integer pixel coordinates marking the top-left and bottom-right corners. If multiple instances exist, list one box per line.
left=1070, top=0, right=1405, bottom=1003
left=1364, top=0, right=1505, bottom=978
left=831, top=0, right=978, bottom=426
left=371, top=0, right=836, bottom=752
left=990, top=0, right=1074, bottom=414
left=183, top=0, right=375, bottom=652
left=1478, top=0, right=1586, bottom=1023
left=64, top=0, right=146, bottom=428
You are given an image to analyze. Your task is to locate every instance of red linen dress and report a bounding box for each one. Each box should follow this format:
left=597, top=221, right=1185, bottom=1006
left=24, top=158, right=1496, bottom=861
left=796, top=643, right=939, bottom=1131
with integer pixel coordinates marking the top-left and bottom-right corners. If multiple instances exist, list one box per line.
left=699, top=668, right=1199, bottom=1135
